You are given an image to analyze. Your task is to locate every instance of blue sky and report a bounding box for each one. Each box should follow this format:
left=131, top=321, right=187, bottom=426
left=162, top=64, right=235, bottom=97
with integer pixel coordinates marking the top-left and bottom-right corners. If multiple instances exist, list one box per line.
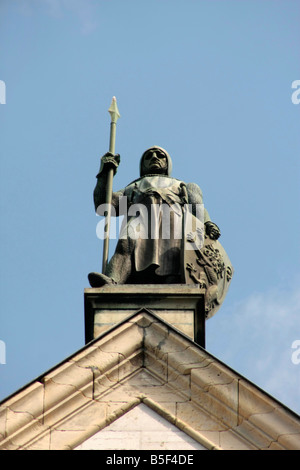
left=0, top=0, right=300, bottom=415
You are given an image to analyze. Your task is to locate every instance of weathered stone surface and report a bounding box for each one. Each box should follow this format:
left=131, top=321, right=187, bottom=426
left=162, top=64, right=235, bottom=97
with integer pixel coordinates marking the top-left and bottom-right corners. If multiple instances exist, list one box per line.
left=0, top=406, right=6, bottom=441
left=0, top=309, right=299, bottom=450
left=89, top=146, right=233, bottom=318
left=2, top=382, right=44, bottom=438
left=75, top=404, right=207, bottom=450
left=84, top=285, right=205, bottom=345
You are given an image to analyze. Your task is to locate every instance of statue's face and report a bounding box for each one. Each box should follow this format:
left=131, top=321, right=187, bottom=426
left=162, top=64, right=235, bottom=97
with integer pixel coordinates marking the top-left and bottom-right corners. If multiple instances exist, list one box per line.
left=142, top=148, right=168, bottom=175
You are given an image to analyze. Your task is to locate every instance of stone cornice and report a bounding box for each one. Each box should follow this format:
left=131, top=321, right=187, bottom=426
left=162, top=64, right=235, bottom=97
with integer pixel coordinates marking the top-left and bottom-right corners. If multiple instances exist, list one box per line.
left=0, top=310, right=299, bottom=450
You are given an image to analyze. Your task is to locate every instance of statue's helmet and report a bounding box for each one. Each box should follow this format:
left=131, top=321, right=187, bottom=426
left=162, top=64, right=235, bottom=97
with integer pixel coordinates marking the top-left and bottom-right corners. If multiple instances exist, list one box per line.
left=140, top=146, right=172, bottom=176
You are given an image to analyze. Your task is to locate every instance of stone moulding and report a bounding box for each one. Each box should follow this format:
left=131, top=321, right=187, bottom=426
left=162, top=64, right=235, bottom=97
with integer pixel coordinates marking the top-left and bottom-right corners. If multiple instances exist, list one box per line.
left=0, top=309, right=300, bottom=450
left=84, top=284, right=206, bottom=347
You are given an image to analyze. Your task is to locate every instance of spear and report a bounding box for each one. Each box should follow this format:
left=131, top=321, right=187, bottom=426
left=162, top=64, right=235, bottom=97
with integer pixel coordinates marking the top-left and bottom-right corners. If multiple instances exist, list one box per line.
left=102, top=96, right=120, bottom=274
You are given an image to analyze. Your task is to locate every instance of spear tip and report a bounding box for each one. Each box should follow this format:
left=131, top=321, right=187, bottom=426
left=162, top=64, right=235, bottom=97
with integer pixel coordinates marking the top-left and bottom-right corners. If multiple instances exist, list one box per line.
left=108, top=96, right=120, bottom=122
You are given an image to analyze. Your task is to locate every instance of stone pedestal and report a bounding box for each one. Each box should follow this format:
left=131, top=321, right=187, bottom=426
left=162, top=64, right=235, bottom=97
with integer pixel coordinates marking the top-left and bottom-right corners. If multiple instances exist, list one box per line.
left=84, top=284, right=206, bottom=347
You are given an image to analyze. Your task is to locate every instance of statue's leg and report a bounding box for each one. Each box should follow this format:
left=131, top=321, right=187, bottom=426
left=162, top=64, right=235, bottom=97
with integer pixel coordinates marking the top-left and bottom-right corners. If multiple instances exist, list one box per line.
left=88, top=238, right=135, bottom=287
left=106, top=238, right=134, bottom=284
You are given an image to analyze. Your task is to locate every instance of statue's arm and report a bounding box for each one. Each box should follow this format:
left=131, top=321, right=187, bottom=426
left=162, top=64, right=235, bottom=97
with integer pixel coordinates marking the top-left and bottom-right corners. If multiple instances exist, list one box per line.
left=186, top=182, right=211, bottom=222
left=93, top=153, right=124, bottom=214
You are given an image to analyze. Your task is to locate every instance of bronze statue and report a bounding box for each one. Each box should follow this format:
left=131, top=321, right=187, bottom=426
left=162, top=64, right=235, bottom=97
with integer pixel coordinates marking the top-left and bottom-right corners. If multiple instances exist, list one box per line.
left=88, top=146, right=233, bottom=317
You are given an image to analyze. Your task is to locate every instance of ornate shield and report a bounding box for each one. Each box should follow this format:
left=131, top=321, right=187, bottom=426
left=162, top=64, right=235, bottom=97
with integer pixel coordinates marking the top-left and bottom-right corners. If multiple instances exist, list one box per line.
left=182, top=215, right=234, bottom=319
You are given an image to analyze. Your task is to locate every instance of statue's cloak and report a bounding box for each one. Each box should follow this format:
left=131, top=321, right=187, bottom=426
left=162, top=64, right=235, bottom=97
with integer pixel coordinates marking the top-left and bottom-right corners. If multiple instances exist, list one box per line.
left=119, top=175, right=206, bottom=277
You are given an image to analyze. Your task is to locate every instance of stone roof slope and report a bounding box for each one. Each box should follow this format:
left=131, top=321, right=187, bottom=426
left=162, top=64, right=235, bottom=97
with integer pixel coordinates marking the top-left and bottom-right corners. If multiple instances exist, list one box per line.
left=0, top=309, right=299, bottom=450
